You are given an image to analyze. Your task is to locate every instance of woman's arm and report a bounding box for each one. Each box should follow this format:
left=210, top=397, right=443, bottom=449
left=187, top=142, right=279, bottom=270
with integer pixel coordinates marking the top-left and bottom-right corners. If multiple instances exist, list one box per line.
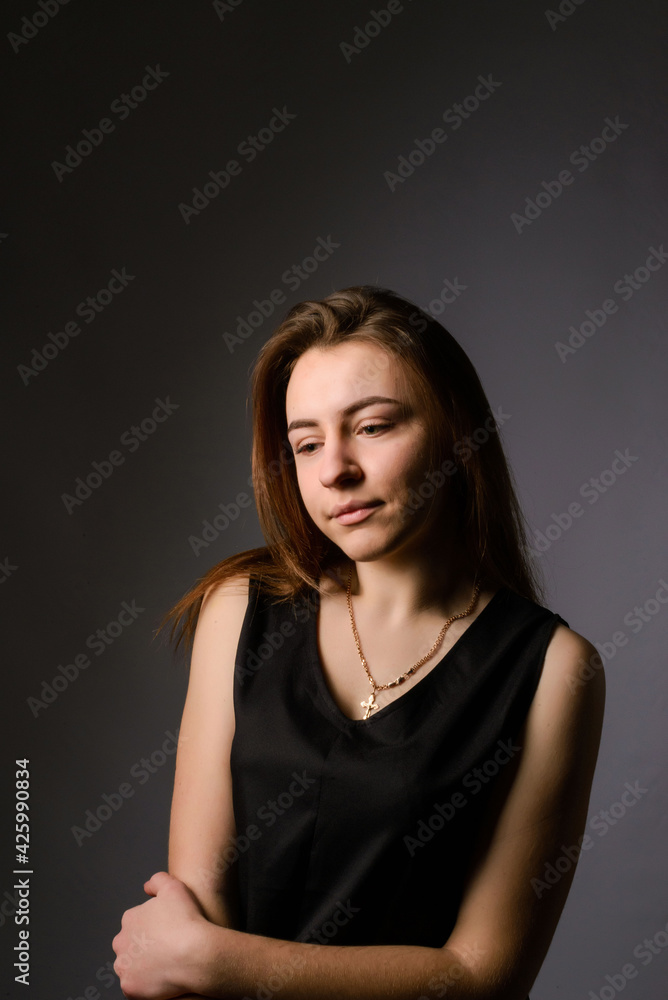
left=114, top=623, right=605, bottom=1000
left=112, top=574, right=250, bottom=998
left=166, top=573, right=250, bottom=930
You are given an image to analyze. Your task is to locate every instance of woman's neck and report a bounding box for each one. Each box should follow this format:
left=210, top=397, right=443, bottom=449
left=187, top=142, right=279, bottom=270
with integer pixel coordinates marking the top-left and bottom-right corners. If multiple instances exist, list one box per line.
left=325, top=542, right=478, bottom=626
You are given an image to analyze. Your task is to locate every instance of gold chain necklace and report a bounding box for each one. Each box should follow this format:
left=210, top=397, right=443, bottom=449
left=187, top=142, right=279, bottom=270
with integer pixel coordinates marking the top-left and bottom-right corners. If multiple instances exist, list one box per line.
left=346, top=565, right=481, bottom=720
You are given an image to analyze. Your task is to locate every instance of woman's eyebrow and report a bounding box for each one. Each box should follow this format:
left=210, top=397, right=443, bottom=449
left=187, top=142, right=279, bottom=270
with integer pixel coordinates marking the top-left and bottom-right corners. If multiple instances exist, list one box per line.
left=286, top=396, right=403, bottom=434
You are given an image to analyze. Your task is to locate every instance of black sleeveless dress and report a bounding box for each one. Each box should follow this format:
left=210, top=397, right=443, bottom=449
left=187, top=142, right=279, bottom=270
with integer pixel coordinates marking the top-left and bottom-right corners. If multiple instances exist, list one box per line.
left=230, top=577, right=567, bottom=966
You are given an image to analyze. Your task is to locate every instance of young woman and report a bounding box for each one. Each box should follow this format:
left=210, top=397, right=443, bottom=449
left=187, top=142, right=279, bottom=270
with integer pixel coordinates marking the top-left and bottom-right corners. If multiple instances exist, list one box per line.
left=112, top=286, right=605, bottom=1000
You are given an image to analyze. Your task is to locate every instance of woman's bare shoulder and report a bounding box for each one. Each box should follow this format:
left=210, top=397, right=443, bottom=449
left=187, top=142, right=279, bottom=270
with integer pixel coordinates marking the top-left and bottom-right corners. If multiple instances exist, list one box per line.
left=543, top=621, right=605, bottom=685
left=188, top=572, right=252, bottom=663
left=533, top=621, right=606, bottom=746
left=201, top=571, right=251, bottom=608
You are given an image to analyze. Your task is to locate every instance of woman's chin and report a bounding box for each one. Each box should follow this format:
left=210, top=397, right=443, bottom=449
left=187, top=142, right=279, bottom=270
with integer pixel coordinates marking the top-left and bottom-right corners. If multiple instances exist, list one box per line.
left=331, top=529, right=416, bottom=565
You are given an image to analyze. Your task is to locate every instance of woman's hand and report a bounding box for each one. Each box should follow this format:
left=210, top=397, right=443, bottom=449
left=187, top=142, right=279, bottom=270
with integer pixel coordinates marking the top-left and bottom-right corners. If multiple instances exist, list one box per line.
left=112, top=871, right=211, bottom=1000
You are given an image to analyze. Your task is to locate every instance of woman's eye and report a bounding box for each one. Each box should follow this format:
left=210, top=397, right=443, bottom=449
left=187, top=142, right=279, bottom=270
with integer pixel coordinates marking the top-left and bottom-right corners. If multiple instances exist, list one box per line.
left=359, top=423, right=391, bottom=436
left=295, top=423, right=393, bottom=455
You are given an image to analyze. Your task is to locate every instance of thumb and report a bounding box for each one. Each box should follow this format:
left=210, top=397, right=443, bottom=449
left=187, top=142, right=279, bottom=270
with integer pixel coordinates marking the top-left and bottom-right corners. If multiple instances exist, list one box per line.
left=143, top=870, right=173, bottom=897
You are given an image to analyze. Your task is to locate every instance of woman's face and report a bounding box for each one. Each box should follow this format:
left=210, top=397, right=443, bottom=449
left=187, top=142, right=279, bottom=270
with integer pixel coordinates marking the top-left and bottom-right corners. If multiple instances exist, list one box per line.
left=285, top=340, right=447, bottom=564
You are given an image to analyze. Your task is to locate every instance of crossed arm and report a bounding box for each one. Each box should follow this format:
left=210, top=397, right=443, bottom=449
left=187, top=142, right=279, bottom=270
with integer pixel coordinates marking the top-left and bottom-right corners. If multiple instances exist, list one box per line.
left=112, top=580, right=605, bottom=1000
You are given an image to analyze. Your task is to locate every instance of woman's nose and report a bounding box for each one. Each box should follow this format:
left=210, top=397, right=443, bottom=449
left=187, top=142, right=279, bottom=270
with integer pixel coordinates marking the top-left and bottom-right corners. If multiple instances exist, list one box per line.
left=318, top=435, right=362, bottom=489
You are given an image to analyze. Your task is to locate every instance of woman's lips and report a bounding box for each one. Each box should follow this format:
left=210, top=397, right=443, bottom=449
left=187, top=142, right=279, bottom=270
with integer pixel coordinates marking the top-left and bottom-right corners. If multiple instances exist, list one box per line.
left=334, top=502, right=384, bottom=524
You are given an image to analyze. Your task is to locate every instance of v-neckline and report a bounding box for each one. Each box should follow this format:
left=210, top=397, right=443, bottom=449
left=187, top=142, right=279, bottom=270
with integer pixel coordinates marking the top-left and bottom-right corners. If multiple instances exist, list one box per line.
left=308, top=586, right=505, bottom=727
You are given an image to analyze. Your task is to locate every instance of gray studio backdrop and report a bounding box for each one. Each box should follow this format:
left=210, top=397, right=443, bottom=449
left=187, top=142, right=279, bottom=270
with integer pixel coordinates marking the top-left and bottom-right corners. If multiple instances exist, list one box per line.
left=3, top=1, right=667, bottom=997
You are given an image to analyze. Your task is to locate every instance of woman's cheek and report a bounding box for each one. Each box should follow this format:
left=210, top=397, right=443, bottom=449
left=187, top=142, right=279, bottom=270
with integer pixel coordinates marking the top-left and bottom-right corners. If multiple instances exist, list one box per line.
left=298, top=478, right=325, bottom=526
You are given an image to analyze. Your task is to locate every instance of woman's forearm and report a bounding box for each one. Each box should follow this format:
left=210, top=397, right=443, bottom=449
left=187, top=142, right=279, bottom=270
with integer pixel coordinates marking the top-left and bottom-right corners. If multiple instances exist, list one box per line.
left=112, top=875, right=518, bottom=1000
left=188, top=923, right=503, bottom=1000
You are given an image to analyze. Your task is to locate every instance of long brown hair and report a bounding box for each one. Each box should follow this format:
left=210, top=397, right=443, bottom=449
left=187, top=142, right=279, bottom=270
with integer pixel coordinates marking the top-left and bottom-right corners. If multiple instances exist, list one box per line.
left=161, top=285, right=543, bottom=651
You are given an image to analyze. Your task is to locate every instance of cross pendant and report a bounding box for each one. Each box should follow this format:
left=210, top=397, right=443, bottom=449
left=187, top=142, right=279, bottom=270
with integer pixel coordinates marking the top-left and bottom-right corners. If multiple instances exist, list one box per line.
left=361, top=692, right=379, bottom=720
